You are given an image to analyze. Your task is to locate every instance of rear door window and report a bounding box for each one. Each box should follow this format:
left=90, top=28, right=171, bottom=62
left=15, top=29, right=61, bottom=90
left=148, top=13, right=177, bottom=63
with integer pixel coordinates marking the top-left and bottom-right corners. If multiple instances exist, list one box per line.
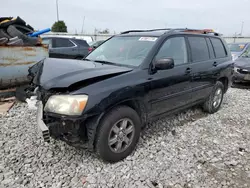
left=205, top=38, right=215, bottom=59
left=188, top=37, right=210, bottom=62
left=210, top=38, right=227, bottom=58
left=53, top=38, right=75, bottom=48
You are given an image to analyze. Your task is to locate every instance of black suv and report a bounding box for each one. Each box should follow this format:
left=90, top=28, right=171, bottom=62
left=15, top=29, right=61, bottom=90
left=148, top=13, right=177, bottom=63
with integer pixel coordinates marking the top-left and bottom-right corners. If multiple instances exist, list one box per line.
left=33, top=28, right=233, bottom=162
left=42, top=37, right=90, bottom=59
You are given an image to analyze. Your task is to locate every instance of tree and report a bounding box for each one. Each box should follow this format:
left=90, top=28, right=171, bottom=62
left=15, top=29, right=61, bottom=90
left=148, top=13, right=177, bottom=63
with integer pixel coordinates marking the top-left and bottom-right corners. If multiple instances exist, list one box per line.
left=98, top=28, right=110, bottom=34
left=51, top=21, right=67, bottom=32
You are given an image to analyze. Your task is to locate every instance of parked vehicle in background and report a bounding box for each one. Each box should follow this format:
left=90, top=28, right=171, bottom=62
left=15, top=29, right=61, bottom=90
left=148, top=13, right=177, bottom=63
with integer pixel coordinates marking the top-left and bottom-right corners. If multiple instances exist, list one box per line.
left=42, top=37, right=90, bottom=59
left=233, top=48, right=250, bottom=83
left=33, top=28, right=233, bottom=162
left=42, top=33, right=93, bottom=44
left=88, top=40, right=105, bottom=52
left=228, top=42, right=250, bottom=61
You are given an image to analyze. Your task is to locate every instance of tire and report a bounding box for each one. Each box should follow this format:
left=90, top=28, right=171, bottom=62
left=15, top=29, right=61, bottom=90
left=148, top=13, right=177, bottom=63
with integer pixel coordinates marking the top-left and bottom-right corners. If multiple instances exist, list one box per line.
left=0, top=37, right=8, bottom=45
left=7, top=25, right=37, bottom=45
left=203, top=81, right=224, bottom=114
left=12, top=24, right=33, bottom=34
left=15, top=85, right=33, bottom=102
left=0, top=29, right=11, bottom=39
left=95, top=106, right=141, bottom=162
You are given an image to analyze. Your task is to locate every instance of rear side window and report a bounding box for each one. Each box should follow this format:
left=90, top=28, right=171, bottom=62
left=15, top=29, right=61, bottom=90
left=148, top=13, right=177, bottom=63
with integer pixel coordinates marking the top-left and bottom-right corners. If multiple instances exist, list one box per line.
left=210, top=38, right=227, bottom=58
left=188, top=37, right=210, bottom=62
left=53, top=38, right=75, bottom=48
left=205, top=38, right=215, bottom=59
left=75, top=39, right=89, bottom=47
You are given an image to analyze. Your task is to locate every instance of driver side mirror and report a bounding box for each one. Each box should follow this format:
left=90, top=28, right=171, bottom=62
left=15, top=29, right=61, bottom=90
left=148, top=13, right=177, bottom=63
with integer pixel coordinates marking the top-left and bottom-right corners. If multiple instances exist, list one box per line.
left=155, top=58, right=174, bottom=70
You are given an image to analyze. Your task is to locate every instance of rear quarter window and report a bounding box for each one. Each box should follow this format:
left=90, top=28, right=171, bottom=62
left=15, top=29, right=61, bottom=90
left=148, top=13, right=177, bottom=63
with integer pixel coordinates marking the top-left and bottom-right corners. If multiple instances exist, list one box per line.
left=205, top=38, right=215, bottom=59
left=188, top=36, right=210, bottom=62
left=210, top=38, right=227, bottom=58
left=75, top=39, right=89, bottom=47
left=53, top=38, right=75, bottom=48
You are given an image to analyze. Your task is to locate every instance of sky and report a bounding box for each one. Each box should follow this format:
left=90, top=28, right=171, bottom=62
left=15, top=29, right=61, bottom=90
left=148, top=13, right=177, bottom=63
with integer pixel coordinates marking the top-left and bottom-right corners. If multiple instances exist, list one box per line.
left=1, top=0, right=250, bottom=36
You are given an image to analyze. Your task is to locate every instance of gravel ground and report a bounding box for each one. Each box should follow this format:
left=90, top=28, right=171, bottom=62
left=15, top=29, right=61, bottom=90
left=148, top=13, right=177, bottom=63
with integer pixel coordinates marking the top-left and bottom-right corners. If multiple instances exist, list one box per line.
left=1, top=88, right=250, bottom=188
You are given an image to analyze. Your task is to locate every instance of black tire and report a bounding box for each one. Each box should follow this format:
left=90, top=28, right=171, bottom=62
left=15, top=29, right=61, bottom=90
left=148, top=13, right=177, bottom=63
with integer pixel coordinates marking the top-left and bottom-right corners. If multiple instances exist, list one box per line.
left=12, top=24, right=33, bottom=34
left=203, top=81, right=224, bottom=114
left=95, top=106, right=141, bottom=163
left=0, top=29, right=11, bottom=39
left=0, top=37, right=8, bottom=45
left=15, top=85, right=33, bottom=102
left=7, top=25, right=37, bottom=45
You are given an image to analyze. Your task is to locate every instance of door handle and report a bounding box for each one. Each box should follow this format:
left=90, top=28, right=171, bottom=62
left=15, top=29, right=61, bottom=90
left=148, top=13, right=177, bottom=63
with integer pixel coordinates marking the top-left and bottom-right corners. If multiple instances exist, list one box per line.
left=213, top=62, right=218, bottom=67
left=185, top=67, right=191, bottom=74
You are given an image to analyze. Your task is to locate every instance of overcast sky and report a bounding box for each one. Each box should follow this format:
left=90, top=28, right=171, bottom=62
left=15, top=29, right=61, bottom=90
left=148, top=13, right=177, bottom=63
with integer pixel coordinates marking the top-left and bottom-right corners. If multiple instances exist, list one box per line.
left=1, top=0, right=250, bottom=36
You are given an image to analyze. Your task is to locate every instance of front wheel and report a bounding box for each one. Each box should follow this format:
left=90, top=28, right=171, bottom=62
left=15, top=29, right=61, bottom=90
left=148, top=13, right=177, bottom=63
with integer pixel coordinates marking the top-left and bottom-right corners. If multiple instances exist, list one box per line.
left=95, top=106, right=141, bottom=163
left=203, top=81, right=224, bottom=114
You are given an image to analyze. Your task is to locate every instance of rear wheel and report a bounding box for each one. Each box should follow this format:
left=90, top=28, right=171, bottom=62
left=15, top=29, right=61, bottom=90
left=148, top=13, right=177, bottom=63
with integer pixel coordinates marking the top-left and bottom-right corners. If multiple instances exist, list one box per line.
left=95, top=106, right=141, bottom=162
left=203, top=81, right=224, bottom=114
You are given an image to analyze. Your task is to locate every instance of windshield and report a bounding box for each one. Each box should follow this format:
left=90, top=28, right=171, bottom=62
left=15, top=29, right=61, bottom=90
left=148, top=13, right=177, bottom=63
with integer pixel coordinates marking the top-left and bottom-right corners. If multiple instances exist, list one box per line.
left=228, top=43, right=246, bottom=52
left=241, top=49, right=250, bottom=58
left=86, top=36, right=158, bottom=67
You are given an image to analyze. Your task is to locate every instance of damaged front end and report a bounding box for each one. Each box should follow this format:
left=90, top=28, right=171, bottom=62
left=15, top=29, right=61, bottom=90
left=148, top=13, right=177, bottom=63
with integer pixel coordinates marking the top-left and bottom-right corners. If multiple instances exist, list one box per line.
left=34, top=86, right=84, bottom=147
left=29, top=57, right=134, bottom=150
left=31, top=58, right=132, bottom=149
left=36, top=89, right=92, bottom=148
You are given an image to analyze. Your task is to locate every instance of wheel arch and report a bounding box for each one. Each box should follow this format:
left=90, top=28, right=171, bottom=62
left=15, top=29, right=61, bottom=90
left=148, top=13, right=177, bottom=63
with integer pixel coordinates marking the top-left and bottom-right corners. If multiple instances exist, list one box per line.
left=84, top=98, right=148, bottom=150
left=218, top=76, right=229, bottom=93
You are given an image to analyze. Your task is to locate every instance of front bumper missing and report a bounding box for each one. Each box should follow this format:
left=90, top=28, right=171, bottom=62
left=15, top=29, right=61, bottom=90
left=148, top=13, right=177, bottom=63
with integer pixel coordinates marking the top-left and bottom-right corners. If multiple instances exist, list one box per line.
left=37, top=101, right=50, bottom=142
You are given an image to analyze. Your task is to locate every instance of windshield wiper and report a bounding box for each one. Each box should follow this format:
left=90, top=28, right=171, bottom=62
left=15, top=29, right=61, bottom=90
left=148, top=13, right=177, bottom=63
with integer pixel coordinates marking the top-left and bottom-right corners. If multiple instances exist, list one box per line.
left=93, top=60, right=118, bottom=65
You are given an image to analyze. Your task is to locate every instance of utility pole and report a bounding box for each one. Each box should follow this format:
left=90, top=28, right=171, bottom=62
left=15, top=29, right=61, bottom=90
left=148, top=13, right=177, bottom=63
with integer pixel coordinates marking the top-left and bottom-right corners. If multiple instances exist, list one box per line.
left=81, top=16, right=85, bottom=33
left=240, top=21, right=244, bottom=36
left=56, top=0, right=59, bottom=21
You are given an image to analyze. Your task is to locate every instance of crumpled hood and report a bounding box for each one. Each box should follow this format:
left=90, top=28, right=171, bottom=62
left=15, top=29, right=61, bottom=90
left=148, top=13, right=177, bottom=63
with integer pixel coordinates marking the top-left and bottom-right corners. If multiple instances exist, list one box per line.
left=234, top=57, right=250, bottom=69
left=34, top=58, right=133, bottom=90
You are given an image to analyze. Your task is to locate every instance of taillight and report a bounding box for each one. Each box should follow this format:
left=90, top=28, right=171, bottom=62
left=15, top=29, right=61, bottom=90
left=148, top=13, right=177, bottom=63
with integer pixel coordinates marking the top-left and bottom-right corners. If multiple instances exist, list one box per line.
left=88, top=47, right=93, bottom=53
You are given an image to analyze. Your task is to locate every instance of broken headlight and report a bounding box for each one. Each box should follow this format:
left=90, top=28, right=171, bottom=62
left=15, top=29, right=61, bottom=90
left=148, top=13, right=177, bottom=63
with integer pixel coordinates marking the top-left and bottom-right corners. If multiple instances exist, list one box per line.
left=44, top=95, right=88, bottom=116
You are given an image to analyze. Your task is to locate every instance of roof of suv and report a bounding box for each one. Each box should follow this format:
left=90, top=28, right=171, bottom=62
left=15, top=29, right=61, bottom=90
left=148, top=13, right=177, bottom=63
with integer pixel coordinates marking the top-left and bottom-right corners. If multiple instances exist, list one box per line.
left=118, top=28, right=220, bottom=37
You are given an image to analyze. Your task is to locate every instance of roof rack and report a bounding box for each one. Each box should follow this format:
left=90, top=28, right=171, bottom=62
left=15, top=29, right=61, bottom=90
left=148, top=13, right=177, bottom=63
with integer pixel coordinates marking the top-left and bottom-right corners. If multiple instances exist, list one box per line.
left=168, top=28, right=220, bottom=36
left=120, top=28, right=171, bottom=34
left=120, top=28, right=220, bottom=36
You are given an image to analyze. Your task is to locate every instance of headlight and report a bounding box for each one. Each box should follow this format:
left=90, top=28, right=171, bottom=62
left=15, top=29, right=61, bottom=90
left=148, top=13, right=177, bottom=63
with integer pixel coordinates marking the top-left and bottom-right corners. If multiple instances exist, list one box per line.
left=241, top=68, right=249, bottom=72
left=44, top=95, right=88, bottom=116
left=234, top=67, right=249, bottom=73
